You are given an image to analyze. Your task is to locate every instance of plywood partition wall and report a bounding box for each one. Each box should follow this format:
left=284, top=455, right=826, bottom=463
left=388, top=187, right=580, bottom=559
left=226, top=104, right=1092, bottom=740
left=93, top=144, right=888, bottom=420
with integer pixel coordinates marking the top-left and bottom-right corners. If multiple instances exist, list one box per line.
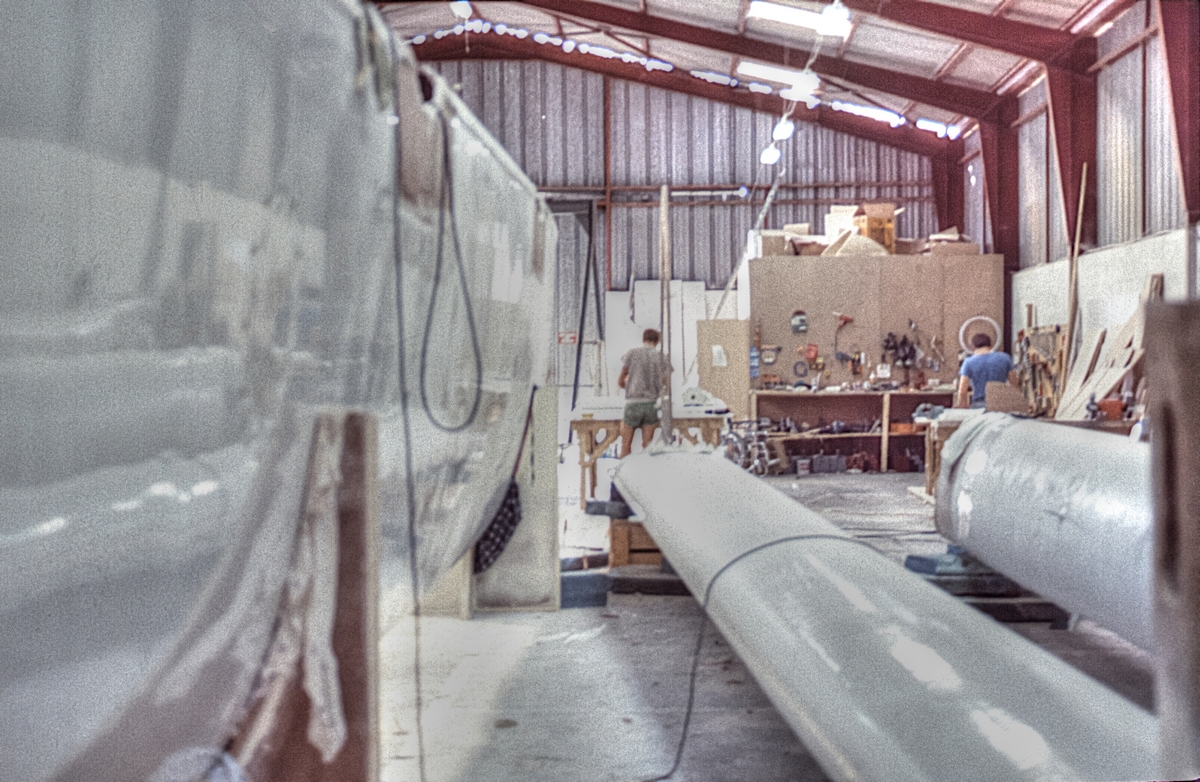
left=747, top=255, right=1004, bottom=387
left=696, top=319, right=751, bottom=419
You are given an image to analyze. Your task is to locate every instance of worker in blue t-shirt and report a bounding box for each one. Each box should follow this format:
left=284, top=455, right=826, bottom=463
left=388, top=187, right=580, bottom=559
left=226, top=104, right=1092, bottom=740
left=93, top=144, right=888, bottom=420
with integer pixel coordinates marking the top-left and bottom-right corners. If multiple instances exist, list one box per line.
left=957, top=332, right=1017, bottom=409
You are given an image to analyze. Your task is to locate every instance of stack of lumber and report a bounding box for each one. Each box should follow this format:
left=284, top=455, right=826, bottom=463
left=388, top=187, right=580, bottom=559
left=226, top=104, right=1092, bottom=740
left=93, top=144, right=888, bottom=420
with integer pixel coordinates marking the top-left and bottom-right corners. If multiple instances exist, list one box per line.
left=1055, top=274, right=1162, bottom=420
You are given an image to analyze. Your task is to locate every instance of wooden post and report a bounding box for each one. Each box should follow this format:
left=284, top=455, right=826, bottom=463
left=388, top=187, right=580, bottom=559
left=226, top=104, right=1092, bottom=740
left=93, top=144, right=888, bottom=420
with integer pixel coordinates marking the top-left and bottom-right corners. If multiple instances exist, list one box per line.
left=659, top=184, right=673, bottom=441
left=1148, top=302, right=1200, bottom=778
left=880, top=391, right=892, bottom=472
left=1060, top=162, right=1087, bottom=398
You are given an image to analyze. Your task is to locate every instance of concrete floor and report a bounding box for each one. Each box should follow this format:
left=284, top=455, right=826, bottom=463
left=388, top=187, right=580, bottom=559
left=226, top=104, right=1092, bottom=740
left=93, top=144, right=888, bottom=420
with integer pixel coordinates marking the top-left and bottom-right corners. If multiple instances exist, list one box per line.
left=381, top=469, right=1155, bottom=782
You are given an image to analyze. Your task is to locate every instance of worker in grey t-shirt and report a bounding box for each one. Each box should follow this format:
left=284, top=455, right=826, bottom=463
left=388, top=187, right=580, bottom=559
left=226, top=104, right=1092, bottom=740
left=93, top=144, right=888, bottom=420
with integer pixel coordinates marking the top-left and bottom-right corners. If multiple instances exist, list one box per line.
left=617, top=328, right=672, bottom=457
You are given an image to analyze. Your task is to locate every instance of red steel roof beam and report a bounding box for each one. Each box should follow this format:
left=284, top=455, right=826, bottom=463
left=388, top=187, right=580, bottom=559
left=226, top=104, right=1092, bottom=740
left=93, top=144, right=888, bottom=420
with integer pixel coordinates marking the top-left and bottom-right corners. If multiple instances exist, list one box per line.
left=1046, top=38, right=1098, bottom=251
left=517, top=0, right=1006, bottom=120
left=1160, top=0, right=1200, bottom=224
left=839, top=0, right=1077, bottom=65
left=411, top=33, right=954, bottom=159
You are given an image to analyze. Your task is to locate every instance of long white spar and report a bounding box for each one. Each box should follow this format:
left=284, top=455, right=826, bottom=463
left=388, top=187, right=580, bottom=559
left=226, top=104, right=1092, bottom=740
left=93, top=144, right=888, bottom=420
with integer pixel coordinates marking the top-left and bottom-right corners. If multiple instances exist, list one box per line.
left=615, top=451, right=1158, bottom=782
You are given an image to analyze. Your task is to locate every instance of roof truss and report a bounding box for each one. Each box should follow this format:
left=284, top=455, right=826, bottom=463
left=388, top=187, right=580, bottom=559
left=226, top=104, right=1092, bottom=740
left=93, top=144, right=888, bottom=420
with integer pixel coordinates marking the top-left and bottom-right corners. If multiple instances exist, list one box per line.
left=410, top=32, right=955, bottom=159
left=514, top=0, right=1008, bottom=120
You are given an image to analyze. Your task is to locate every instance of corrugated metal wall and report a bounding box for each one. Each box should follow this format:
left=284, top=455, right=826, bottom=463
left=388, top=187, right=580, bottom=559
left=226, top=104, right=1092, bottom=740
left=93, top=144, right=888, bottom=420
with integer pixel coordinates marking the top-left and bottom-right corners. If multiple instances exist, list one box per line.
left=430, top=60, right=938, bottom=290
left=962, top=129, right=992, bottom=253
left=1144, top=0, right=1187, bottom=234
left=1097, top=0, right=1188, bottom=246
left=1015, top=79, right=1070, bottom=268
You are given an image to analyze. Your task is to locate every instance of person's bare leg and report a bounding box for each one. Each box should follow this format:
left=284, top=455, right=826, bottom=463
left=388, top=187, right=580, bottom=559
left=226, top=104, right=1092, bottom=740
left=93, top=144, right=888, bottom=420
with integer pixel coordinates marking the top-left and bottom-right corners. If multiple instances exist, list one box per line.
left=620, top=423, right=636, bottom=457
left=642, top=424, right=659, bottom=448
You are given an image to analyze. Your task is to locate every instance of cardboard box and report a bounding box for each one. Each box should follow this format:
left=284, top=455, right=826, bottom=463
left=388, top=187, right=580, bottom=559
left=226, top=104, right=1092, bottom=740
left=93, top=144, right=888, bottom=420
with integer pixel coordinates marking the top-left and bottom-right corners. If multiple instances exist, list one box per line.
left=790, top=236, right=829, bottom=255
left=930, top=242, right=981, bottom=255
left=783, top=222, right=811, bottom=236
left=894, top=238, right=926, bottom=255
left=825, top=205, right=858, bottom=237
left=753, top=229, right=794, bottom=257
left=853, top=202, right=896, bottom=254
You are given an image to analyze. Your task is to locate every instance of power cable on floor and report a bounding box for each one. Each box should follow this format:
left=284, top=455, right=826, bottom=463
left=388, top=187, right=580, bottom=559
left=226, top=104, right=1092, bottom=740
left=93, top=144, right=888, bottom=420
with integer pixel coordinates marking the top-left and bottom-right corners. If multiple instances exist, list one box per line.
left=643, top=533, right=879, bottom=781
left=388, top=34, right=427, bottom=782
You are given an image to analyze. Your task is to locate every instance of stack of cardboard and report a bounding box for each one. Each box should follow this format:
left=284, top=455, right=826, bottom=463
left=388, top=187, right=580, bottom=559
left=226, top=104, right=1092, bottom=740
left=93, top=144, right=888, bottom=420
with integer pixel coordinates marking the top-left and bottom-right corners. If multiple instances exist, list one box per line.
left=853, top=202, right=896, bottom=254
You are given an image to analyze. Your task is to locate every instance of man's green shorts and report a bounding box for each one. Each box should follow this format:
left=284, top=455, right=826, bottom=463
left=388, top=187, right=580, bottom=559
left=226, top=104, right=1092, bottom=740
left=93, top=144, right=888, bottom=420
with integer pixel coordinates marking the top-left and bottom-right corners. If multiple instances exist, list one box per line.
left=623, top=400, right=659, bottom=428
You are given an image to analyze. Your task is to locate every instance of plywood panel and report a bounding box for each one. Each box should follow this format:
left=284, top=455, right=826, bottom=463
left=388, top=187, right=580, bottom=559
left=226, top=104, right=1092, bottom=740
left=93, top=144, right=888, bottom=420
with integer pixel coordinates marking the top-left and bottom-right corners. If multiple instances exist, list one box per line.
left=748, top=256, right=882, bottom=386
left=747, top=254, right=1004, bottom=386
left=696, top=319, right=750, bottom=419
left=943, top=255, right=1005, bottom=362
left=880, top=256, right=947, bottom=382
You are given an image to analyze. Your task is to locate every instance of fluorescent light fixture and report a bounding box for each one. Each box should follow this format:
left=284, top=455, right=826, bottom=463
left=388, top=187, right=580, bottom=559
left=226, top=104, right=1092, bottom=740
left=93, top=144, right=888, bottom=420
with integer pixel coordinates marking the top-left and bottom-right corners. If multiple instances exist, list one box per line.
left=747, top=82, right=773, bottom=95
left=692, top=70, right=736, bottom=87
left=946, top=124, right=961, bottom=140
left=562, top=39, right=576, bottom=53
left=916, top=118, right=947, bottom=137
left=760, top=144, right=781, bottom=165
left=773, top=117, right=795, bottom=140
left=737, top=60, right=813, bottom=88
left=831, top=100, right=905, bottom=127
left=747, top=0, right=852, bottom=39
left=411, top=34, right=427, bottom=45
left=449, top=1, right=472, bottom=19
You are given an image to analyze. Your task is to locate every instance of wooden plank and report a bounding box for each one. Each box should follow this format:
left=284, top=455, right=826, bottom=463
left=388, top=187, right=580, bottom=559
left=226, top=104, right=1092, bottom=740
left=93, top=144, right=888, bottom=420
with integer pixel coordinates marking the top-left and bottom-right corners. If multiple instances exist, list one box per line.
left=629, top=551, right=665, bottom=566
left=610, top=519, right=631, bottom=568
left=1059, top=328, right=1106, bottom=410
left=696, top=319, right=751, bottom=419
left=881, top=391, right=892, bottom=472
left=628, top=523, right=657, bottom=551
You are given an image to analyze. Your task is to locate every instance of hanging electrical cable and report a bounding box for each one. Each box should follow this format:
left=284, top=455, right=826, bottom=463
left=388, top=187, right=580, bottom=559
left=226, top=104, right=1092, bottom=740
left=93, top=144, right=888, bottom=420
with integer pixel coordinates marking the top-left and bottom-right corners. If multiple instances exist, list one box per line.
left=419, top=112, right=484, bottom=433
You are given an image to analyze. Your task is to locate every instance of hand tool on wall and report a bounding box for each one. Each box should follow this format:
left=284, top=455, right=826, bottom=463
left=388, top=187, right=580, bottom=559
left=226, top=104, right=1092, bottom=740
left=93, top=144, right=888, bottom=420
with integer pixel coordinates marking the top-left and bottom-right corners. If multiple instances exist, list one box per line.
left=833, top=312, right=854, bottom=361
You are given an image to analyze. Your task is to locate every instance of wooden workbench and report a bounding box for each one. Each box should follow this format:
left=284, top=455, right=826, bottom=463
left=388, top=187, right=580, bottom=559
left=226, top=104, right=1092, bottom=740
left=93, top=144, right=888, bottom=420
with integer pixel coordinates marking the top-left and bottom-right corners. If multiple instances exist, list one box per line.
left=569, top=414, right=723, bottom=507
left=751, top=390, right=953, bottom=472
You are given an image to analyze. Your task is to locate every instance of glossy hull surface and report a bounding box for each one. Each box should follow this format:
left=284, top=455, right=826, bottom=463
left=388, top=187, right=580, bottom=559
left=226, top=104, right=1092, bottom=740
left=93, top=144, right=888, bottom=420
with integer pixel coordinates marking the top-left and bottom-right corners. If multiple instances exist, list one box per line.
left=935, top=414, right=1154, bottom=650
left=616, top=452, right=1159, bottom=782
left=0, top=2, right=554, bottom=779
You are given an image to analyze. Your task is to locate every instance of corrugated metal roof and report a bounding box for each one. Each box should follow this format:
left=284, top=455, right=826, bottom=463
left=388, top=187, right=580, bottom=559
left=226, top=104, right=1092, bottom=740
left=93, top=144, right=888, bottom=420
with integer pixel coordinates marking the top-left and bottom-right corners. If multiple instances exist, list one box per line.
left=387, top=0, right=1122, bottom=137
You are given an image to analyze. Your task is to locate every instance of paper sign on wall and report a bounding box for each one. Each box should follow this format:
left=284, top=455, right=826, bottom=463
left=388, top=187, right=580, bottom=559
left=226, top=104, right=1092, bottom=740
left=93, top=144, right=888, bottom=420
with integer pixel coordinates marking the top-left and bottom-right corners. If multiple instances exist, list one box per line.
left=712, top=345, right=728, bottom=367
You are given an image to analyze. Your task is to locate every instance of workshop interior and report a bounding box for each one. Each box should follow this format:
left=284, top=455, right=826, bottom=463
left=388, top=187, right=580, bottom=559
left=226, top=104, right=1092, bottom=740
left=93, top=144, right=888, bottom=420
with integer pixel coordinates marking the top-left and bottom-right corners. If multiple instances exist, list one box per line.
left=2, top=0, right=1199, bottom=780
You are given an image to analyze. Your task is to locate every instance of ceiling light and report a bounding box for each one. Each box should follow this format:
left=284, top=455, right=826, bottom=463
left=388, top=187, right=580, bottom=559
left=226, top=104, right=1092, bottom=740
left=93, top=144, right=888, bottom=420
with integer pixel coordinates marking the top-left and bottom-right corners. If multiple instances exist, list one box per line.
left=737, top=63, right=821, bottom=99
left=760, top=144, right=781, bottom=165
left=831, top=100, right=905, bottom=127
left=818, top=1, right=853, bottom=39
left=737, top=61, right=808, bottom=87
left=916, top=118, right=948, bottom=137
left=773, top=117, right=795, bottom=140
left=448, top=1, right=472, bottom=19
left=747, top=0, right=852, bottom=40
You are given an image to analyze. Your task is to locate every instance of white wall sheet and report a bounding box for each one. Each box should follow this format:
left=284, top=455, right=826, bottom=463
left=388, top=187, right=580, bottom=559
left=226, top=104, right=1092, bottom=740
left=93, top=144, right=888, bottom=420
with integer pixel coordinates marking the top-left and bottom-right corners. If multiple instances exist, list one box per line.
left=1012, top=228, right=1190, bottom=344
left=0, top=3, right=555, bottom=781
